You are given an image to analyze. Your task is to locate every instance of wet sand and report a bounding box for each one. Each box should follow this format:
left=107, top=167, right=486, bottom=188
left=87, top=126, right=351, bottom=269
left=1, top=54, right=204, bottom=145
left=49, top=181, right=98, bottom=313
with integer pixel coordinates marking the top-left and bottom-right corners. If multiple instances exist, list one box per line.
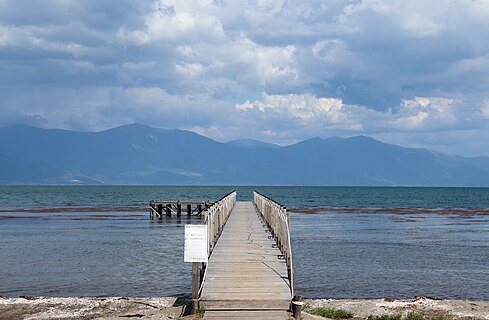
left=1, top=296, right=488, bottom=320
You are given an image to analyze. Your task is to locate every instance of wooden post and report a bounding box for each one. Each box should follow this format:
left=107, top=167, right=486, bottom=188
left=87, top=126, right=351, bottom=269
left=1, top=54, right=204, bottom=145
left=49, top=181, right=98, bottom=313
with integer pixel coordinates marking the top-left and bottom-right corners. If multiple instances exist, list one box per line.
left=187, top=204, right=192, bottom=216
left=166, top=204, right=171, bottom=217
left=292, top=295, right=303, bottom=319
left=197, top=204, right=202, bottom=215
left=191, top=262, right=199, bottom=314
left=177, top=203, right=182, bottom=216
left=157, top=204, right=163, bottom=217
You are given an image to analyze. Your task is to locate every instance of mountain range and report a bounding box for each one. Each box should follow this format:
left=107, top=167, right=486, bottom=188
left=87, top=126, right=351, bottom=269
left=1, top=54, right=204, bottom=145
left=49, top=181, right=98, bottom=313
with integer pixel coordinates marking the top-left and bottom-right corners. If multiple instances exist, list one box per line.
left=1, top=124, right=489, bottom=186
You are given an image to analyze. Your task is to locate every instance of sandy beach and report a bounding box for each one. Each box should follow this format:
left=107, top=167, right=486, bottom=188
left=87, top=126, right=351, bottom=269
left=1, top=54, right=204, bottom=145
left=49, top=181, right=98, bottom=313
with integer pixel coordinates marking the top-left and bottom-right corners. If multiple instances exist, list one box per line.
left=303, top=297, right=489, bottom=320
left=1, top=296, right=488, bottom=320
left=0, top=296, right=188, bottom=320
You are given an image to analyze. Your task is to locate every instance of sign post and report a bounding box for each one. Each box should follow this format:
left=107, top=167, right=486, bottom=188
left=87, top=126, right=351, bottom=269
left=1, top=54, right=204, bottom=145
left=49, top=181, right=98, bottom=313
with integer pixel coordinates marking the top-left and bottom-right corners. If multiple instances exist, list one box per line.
left=184, top=225, right=208, bottom=315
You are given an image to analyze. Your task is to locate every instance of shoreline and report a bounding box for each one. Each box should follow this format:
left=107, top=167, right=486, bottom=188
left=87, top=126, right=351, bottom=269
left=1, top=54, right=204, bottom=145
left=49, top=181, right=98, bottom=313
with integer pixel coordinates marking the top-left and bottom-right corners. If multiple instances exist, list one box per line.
left=1, top=296, right=488, bottom=320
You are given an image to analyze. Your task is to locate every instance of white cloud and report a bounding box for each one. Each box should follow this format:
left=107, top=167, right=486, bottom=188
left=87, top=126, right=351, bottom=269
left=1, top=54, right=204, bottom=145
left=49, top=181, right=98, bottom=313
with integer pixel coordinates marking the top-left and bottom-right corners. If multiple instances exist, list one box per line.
left=0, top=26, right=13, bottom=47
left=480, top=101, right=489, bottom=119
left=401, top=13, right=443, bottom=38
left=390, top=111, right=429, bottom=129
left=175, top=63, right=204, bottom=78
left=230, top=39, right=299, bottom=86
left=450, top=54, right=489, bottom=75
left=236, top=93, right=468, bottom=134
left=236, top=93, right=366, bottom=131
left=312, top=39, right=351, bottom=65
left=117, top=1, right=225, bottom=45
left=390, top=97, right=458, bottom=129
left=341, top=0, right=391, bottom=19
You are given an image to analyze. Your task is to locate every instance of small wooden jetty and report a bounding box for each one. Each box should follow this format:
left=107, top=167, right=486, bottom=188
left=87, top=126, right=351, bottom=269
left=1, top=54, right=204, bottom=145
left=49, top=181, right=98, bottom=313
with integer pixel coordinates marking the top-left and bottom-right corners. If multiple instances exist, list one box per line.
left=198, top=191, right=294, bottom=319
left=149, top=200, right=212, bottom=219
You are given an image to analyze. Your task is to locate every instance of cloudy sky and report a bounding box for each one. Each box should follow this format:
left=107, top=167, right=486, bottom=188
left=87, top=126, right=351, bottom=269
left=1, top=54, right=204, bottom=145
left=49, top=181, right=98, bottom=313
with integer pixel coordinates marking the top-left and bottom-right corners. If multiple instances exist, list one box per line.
left=1, top=0, right=489, bottom=156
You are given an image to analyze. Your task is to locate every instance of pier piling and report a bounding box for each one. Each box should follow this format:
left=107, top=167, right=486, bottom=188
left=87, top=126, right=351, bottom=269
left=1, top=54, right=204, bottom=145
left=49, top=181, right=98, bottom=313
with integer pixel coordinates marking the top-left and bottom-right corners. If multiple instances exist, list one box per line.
left=149, top=201, right=211, bottom=219
left=292, top=295, right=303, bottom=319
left=191, top=262, right=199, bottom=314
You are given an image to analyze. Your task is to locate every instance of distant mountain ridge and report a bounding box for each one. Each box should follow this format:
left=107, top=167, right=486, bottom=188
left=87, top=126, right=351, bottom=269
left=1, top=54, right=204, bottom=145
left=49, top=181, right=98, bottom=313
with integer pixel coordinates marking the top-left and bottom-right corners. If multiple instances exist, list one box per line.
left=1, top=124, right=489, bottom=186
left=226, top=139, right=279, bottom=149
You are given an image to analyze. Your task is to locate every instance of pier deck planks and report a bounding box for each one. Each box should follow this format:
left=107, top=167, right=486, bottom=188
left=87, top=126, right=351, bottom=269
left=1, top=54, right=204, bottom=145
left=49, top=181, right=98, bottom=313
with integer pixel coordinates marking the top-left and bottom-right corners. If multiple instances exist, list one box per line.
left=200, top=201, right=291, bottom=319
left=203, top=310, right=289, bottom=319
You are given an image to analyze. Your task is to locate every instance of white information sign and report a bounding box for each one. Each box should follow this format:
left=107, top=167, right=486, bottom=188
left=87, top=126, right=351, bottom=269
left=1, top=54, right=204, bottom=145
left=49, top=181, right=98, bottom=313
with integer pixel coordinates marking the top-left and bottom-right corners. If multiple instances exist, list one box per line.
left=184, top=225, right=208, bottom=263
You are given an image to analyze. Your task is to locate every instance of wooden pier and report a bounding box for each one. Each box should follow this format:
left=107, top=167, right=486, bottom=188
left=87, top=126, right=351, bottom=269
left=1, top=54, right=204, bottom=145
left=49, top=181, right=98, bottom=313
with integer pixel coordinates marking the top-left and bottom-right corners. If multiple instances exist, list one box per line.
left=198, top=192, right=294, bottom=319
left=149, top=200, right=212, bottom=219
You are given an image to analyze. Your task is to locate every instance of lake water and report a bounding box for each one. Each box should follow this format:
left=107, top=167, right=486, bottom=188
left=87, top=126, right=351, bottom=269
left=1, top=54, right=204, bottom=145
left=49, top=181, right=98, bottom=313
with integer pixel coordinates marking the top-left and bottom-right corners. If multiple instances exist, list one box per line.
left=0, top=186, right=488, bottom=299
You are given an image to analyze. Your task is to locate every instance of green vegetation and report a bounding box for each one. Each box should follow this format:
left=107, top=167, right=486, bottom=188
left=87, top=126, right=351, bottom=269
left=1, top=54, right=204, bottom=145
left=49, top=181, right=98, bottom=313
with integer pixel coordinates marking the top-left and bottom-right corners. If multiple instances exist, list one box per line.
left=303, top=304, right=453, bottom=320
left=404, top=312, right=423, bottom=320
left=303, top=305, right=353, bottom=319
left=367, top=312, right=449, bottom=320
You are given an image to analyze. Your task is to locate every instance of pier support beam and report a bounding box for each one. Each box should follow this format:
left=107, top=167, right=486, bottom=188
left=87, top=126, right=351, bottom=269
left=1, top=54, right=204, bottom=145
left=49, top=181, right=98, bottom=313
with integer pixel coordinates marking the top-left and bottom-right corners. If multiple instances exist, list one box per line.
left=191, top=262, right=199, bottom=314
left=149, top=201, right=213, bottom=219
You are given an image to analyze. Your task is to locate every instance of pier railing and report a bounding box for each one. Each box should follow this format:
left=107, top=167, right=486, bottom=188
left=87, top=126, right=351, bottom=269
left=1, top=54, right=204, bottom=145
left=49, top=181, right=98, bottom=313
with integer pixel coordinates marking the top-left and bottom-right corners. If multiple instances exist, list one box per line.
left=205, top=190, right=237, bottom=255
left=253, top=191, right=294, bottom=296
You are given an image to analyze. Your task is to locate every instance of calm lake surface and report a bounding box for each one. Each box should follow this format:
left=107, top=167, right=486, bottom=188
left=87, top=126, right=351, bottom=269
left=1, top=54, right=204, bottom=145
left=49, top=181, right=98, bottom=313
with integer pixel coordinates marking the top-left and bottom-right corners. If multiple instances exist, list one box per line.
left=0, top=186, right=488, bottom=299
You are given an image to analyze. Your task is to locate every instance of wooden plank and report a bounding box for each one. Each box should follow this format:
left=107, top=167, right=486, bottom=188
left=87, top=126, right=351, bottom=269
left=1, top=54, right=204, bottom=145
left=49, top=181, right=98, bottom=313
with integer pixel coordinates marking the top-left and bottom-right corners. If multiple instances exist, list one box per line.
left=201, top=299, right=291, bottom=311
left=202, top=283, right=288, bottom=289
left=203, top=310, right=289, bottom=319
left=202, top=292, right=291, bottom=299
left=204, top=260, right=283, bottom=273
left=203, top=275, right=288, bottom=282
